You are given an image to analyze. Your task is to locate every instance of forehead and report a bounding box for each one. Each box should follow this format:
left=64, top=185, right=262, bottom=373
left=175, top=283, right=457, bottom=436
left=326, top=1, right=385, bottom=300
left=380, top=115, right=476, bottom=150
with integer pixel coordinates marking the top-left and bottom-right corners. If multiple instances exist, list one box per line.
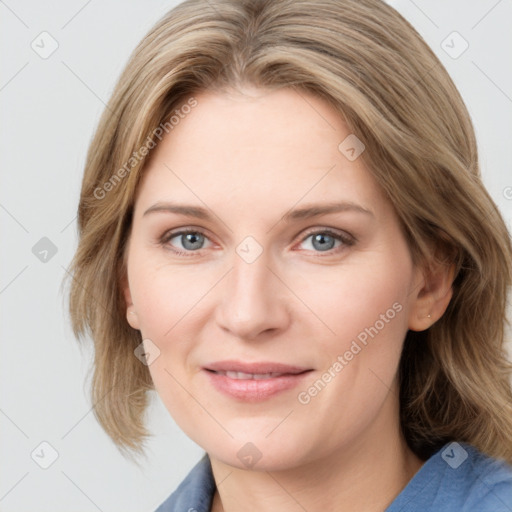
left=133, top=87, right=387, bottom=221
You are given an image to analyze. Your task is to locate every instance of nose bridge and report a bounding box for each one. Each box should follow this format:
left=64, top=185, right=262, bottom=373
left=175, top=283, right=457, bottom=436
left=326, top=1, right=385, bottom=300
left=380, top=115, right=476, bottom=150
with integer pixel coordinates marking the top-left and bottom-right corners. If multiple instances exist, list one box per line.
left=231, top=248, right=270, bottom=300
left=215, top=242, right=288, bottom=339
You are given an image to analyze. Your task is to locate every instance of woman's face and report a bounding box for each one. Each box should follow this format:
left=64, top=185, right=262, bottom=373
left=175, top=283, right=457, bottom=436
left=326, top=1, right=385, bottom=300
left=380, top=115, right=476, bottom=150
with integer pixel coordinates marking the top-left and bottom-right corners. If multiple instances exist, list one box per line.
left=123, top=86, right=428, bottom=470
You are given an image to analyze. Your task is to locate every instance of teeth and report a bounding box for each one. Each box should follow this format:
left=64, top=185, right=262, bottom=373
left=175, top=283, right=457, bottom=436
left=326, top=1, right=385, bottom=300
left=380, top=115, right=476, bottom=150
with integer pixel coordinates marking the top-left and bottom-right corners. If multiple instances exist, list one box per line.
left=252, top=373, right=274, bottom=380
left=220, top=371, right=283, bottom=379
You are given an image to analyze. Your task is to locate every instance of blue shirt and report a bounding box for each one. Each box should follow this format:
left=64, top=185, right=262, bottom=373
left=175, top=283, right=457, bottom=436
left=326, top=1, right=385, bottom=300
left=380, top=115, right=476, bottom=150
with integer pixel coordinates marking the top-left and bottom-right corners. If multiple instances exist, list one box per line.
left=155, top=442, right=512, bottom=511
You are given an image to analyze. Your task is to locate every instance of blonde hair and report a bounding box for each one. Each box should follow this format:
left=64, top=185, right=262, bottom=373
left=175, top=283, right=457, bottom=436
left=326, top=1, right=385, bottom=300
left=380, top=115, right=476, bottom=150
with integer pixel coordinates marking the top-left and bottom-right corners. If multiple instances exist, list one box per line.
left=66, top=0, right=512, bottom=464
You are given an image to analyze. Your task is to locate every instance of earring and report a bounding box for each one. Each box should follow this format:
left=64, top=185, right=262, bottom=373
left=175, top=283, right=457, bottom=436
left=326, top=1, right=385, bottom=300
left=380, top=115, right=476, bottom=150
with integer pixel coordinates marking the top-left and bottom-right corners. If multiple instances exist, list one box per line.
left=427, top=314, right=431, bottom=318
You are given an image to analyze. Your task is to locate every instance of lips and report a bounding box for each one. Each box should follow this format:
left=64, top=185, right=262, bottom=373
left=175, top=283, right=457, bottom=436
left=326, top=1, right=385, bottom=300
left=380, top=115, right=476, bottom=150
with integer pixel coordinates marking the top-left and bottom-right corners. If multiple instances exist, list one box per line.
left=202, top=360, right=313, bottom=401
left=204, top=360, right=310, bottom=375
left=213, top=371, right=290, bottom=380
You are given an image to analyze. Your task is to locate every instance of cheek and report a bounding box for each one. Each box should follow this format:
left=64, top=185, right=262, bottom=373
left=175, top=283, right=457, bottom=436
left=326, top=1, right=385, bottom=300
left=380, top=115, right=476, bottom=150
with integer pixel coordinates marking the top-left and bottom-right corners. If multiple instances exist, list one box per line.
left=128, top=258, right=214, bottom=392
left=297, top=250, right=412, bottom=423
left=131, top=266, right=201, bottom=419
left=291, top=266, right=409, bottom=442
left=306, top=259, right=411, bottom=354
left=131, top=260, right=208, bottom=339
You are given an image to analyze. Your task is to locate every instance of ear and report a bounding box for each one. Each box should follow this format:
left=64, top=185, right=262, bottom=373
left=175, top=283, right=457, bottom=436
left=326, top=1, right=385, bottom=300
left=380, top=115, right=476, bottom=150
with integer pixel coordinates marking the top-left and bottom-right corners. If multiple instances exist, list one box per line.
left=408, top=254, right=456, bottom=332
left=120, top=271, right=140, bottom=330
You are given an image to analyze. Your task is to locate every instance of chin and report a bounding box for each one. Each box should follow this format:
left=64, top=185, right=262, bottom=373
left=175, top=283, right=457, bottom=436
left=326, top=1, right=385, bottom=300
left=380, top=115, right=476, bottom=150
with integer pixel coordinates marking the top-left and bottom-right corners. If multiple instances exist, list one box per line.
left=201, top=432, right=314, bottom=472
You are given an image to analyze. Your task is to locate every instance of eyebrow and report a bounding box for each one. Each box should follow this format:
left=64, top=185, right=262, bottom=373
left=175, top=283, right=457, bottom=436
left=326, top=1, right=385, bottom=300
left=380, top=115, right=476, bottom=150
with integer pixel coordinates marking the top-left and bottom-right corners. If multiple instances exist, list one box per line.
left=142, top=201, right=374, bottom=222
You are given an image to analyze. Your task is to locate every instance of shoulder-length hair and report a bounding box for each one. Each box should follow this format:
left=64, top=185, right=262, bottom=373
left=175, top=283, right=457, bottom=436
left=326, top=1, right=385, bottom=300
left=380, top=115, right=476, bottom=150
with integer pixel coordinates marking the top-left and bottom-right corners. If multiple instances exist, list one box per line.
left=66, top=0, right=512, bottom=464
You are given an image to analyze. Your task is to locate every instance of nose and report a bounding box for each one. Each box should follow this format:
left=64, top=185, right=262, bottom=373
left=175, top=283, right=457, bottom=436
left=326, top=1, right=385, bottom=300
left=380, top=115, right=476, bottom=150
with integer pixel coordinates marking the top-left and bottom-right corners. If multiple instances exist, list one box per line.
left=214, top=248, right=290, bottom=340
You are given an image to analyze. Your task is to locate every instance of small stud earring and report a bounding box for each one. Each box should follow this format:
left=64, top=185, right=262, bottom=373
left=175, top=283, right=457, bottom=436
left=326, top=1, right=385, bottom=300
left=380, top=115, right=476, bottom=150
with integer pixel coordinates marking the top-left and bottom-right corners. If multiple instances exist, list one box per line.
left=427, top=314, right=431, bottom=318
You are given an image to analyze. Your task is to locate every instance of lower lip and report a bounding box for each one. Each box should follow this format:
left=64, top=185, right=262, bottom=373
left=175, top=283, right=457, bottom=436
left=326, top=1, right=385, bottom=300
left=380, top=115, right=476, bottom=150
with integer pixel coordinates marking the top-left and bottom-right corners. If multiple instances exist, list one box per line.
left=203, top=370, right=312, bottom=402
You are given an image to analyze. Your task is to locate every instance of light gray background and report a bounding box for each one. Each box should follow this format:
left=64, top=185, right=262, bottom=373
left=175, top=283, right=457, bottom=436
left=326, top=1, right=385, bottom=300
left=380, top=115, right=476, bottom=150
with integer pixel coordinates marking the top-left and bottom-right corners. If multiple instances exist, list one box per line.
left=1, top=0, right=511, bottom=511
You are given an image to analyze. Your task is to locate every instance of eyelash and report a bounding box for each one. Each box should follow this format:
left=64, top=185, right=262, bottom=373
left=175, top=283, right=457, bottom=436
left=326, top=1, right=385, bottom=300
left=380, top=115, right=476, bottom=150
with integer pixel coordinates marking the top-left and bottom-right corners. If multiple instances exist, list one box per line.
left=158, top=227, right=355, bottom=258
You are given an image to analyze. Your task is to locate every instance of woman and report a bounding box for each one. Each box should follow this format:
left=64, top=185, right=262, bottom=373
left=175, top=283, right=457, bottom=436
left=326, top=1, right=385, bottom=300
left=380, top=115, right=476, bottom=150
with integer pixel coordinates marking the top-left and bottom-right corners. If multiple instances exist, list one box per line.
left=67, top=0, right=512, bottom=510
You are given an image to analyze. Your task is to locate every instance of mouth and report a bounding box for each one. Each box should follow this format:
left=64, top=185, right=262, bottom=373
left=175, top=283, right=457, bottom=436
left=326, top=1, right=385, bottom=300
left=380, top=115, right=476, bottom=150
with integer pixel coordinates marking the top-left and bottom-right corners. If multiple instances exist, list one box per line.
left=202, top=360, right=313, bottom=401
left=208, top=370, right=298, bottom=380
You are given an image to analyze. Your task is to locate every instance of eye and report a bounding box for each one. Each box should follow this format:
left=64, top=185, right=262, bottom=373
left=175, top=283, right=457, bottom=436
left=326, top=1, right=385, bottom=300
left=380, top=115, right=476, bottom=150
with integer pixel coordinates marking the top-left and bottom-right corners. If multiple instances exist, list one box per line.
left=160, top=229, right=213, bottom=255
left=159, top=227, right=355, bottom=257
left=297, top=229, right=354, bottom=254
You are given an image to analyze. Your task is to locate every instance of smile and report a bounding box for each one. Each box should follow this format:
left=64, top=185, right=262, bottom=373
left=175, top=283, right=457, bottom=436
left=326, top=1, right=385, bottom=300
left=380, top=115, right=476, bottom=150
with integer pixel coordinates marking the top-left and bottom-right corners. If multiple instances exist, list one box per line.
left=202, top=361, right=313, bottom=401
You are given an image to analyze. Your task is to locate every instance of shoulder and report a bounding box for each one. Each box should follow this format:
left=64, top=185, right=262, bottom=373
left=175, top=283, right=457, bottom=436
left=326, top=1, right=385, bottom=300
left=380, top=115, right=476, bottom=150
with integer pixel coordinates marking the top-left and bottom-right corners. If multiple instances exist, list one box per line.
left=458, top=443, right=512, bottom=510
left=154, top=453, right=216, bottom=512
left=387, top=442, right=512, bottom=512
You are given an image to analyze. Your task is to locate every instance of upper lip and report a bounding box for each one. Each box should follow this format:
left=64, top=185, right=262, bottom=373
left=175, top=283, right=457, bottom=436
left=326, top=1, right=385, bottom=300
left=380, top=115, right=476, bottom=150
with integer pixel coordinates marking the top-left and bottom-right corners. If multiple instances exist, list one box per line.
left=203, top=360, right=312, bottom=375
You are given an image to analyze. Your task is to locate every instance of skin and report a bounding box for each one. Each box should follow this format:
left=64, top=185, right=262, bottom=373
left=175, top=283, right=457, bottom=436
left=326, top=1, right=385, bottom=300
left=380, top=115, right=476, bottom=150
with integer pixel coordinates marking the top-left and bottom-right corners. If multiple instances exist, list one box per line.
left=122, top=86, right=454, bottom=511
